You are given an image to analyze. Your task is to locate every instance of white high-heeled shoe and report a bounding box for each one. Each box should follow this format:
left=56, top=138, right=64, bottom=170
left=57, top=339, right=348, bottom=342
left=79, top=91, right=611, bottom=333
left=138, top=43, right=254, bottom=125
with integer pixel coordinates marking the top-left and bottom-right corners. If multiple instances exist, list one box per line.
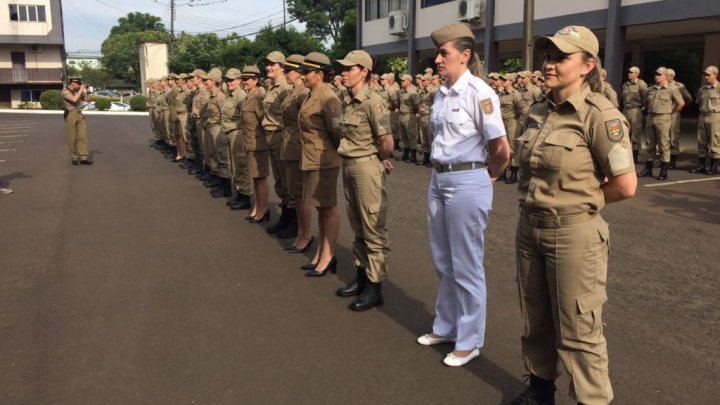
left=416, top=334, right=455, bottom=346
left=442, top=348, right=480, bottom=367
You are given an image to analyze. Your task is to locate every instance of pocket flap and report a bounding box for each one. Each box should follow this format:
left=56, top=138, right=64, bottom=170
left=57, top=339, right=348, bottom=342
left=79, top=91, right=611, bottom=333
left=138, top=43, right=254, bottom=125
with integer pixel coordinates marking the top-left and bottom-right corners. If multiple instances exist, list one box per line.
left=576, top=290, right=608, bottom=314
left=544, top=132, right=578, bottom=150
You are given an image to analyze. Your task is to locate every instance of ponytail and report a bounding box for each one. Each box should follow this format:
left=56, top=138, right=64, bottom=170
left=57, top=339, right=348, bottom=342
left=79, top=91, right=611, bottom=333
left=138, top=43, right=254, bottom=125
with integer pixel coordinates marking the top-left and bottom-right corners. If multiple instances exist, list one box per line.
left=582, top=52, right=605, bottom=94
left=452, top=38, right=486, bottom=80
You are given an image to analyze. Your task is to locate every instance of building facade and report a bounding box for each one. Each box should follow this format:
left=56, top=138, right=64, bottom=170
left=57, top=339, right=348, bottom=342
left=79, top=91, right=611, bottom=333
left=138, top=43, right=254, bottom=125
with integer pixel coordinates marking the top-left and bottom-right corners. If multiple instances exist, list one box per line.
left=66, top=53, right=101, bottom=70
left=357, top=0, right=720, bottom=91
left=0, top=0, right=65, bottom=108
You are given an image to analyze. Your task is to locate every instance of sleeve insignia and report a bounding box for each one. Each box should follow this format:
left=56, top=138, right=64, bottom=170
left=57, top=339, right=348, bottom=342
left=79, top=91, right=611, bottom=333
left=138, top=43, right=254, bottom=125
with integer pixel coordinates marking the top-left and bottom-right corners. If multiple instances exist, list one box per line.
left=480, top=98, right=494, bottom=114
left=605, top=119, right=624, bottom=142
left=375, top=103, right=383, bottom=113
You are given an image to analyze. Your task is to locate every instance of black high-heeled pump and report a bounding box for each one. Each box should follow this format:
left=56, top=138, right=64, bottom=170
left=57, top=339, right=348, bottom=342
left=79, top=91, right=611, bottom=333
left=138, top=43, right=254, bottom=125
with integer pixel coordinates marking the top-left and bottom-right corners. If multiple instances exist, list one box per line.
left=300, top=261, right=317, bottom=271
left=245, top=213, right=255, bottom=221
left=305, top=257, right=337, bottom=277
left=287, top=236, right=314, bottom=254
left=248, top=209, right=270, bottom=224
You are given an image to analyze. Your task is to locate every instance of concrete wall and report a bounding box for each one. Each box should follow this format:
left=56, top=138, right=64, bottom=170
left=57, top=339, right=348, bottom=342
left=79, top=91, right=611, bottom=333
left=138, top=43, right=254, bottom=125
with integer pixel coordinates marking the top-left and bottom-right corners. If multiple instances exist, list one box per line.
left=139, top=42, right=168, bottom=96
left=0, top=44, right=63, bottom=69
left=0, top=0, right=64, bottom=45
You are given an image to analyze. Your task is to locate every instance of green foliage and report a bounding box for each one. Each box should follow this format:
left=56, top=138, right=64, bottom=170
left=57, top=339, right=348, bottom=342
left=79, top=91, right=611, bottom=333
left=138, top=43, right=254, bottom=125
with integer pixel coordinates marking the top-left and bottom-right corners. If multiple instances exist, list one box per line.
left=18, top=101, right=33, bottom=109
left=287, top=0, right=354, bottom=45
left=252, top=25, right=325, bottom=62
left=129, top=95, right=147, bottom=111
left=67, top=65, right=113, bottom=89
left=499, top=58, right=523, bottom=73
left=375, top=57, right=409, bottom=78
left=329, top=9, right=356, bottom=60
left=110, top=12, right=166, bottom=36
left=101, top=30, right=169, bottom=84
left=94, top=97, right=111, bottom=111
left=218, top=36, right=256, bottom=68
left=39, top=90, right=63, bottom=110
left=169, top=32, right=224, bottom=73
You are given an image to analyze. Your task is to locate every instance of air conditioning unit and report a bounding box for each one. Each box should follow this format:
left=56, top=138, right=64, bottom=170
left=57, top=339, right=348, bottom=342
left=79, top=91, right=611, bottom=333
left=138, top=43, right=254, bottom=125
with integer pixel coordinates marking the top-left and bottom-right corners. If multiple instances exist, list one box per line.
left=388, top=10, right=408, bottom=36
left=30, top=44, right=43, bottom=53
left=458, top=0, right=486, bottom=25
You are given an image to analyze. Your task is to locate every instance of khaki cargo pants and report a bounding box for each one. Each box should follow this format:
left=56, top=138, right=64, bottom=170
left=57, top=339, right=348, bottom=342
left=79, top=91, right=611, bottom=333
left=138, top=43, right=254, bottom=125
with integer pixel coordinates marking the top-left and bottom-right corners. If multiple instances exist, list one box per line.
left=697, top=113, right=720, bottom=159
left=623, top=107, right=643, bottom=152
left=266, top=129, right=291, bottom=207
left=516, top=212, right=613, bottom=405
left=399, top=113, right=418, bottom=150
left=418, top=113, right=432, bottom=153
left=206, top=123, right=229, bottom=178
left=640, top=113, right=671, bottom=163
left=65, top=110, right=88, bottom=160
left=503, top=117, right=519, bottom=167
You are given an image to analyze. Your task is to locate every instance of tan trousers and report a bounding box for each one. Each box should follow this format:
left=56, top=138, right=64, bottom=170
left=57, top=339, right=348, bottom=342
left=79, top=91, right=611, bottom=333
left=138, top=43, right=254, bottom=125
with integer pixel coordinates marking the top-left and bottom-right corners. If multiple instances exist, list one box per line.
left=148, top=108, right=159, bottom=139
left=418, top=114, right=432, bottom=153
left=266, top=129, right=290, bottom=206
left=697, top=113, right=720, bottom=159
left=670, top=111, right=682, bottom=155
left=65, top=110, right=88, bottom=160
left=503, top=117, right=519, bottom=167
left=174, top=115, right=187, bottom=147
left=390, top=111, right=400, bottom=142
left=399, top=113, right=418, bottom=149
left=640, top=114, right=671, bottom=163
left=227, top=129, right=252, bottom=195
left=516, top=212, right=613, bottom=405
left=342, top=157, right=390, bottom=283
left=206, top=123, right=228, bottom=178
left=623, top=107, right=643, bottom=151
left=162, top=110, right=174, bottom=145
left=195, top=120, right=205, bottom=160
left=203, top=122, right=218, bottom=173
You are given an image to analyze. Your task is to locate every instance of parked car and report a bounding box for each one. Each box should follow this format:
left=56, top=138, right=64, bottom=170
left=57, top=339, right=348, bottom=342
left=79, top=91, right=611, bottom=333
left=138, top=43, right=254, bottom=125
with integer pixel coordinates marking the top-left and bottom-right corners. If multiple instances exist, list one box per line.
left=82, top=102, right=131, bottom=111
left=93, top=90, right=119, bottom=98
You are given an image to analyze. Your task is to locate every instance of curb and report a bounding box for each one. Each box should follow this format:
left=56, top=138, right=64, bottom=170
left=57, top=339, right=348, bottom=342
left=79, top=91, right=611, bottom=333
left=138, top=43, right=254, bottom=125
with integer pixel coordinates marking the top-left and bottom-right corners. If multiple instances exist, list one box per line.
left=0, top=109, right=149, bottom=116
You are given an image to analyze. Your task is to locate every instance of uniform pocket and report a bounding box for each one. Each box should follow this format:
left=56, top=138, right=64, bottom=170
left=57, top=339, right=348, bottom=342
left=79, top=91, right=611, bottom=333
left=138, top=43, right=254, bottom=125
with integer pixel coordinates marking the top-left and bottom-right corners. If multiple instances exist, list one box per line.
left=540, top=132, right=578, bottom=170
left=576, top=290, right=607, bottom=338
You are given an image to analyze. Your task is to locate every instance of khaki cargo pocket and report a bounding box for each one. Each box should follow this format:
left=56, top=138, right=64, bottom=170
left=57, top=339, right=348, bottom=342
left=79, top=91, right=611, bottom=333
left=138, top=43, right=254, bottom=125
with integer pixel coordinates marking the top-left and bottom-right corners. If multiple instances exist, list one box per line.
left=576, top=290, right=607, bottom=338
left=540, top=132, right=578, bottom=170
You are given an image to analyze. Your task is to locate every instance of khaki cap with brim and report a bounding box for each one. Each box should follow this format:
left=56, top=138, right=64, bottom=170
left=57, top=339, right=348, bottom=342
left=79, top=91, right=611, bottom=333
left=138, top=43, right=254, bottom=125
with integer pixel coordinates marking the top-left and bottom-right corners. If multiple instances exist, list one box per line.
left=387, top=72, right=395, bottom=80
left=264, top=51, right=286, bottom=64
left=401, top=74, right=413, bottom=82
left=532, top=70, right=542, bottom=77
left=334, top=75, right=342, bottom=81
left=628, top=66, right=640, bottom=74
left=518, top=70, right=532, bottom=78
left=284, top=54, right=305, bottom=70
left=176, top=73, right=189, bottom=79
left=189, top=68, right=206, bottom=77
left=335, top=50, right=373, bottom=70
left=655, top=67, right=668, bottom=75
left=422, top=74, right=433, bottom=81
left=68, top=76, right=83, bottom=83
left=501, top=73, right=517, bottom=81
left=241, top=65, right=262, bottom=79
left=534, top=25, right=599, bottom=58
left=487, top=72, right=500, bottom=79
left=224, top=68, right=242, bottom=79
left=380, top=73, right=389, bottom=80
left=431, top=23, right=475, bottom=47
left=168, top=73, right=178, bottom=79
left=666, top=68, right=676, bottom=77
left=704, top=66, right=718, bottom=75
left=202, top=67, right=223, bottom=82
left=300, top=52, right=331, bottom=71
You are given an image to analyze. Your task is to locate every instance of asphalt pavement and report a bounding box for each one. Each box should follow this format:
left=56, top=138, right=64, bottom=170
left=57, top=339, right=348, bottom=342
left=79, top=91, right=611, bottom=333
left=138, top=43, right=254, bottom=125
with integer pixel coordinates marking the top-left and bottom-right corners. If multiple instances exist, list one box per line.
left=0, top=113, right=717, bottom=404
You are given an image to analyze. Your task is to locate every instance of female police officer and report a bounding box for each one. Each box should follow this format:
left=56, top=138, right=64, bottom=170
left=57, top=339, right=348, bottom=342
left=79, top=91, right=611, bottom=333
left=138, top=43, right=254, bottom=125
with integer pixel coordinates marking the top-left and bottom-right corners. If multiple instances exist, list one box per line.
left=510, top=26, right=637, bottom=405
left=415, top=24, right=510, bottom=367
left=334, top=50, right=394, bottom=311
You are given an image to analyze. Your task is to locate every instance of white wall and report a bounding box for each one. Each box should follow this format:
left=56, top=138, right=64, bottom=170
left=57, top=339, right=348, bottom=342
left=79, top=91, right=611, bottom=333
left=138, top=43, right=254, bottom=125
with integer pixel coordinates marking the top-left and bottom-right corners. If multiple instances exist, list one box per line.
left=139, top=42, right=168, bottom=95
left=0, top=0, right=53, bottom=36
left=0, top=45, right=63, bottom=68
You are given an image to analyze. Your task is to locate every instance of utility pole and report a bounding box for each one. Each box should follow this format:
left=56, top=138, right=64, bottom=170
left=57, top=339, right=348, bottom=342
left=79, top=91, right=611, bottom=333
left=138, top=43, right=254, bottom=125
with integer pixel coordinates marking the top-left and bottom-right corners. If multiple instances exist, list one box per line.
left=283, top=0, right=286, bottom=28
left=170, top=0, right=175, bottom=57
left=522, top=0, right=534, bottom=71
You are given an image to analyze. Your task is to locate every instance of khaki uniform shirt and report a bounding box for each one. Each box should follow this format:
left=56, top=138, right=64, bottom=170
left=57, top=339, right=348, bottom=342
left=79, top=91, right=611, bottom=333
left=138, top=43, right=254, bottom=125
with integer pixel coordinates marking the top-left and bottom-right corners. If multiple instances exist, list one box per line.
left=668, top=80, right=692, bottom=103
left=602, top=82, right=619, bottom=108
left=192, top=87, right=208, bottom=119
left=298, top=83, right=343, bottom=170
left=221, top=87, right=247, bottom=133
left=645, top=83, right=684, bottom=115
left=205, top=87, right=226, bottom=125
left=167, top=86, right=180, bottom=121
left=517, top=84, right=634, bottom=217
left=399, top=86, right=419, bottom=115
left=146, top=89, right=156, bottom=109
left=281, top=83, right=310, bottom=161
left=174, top=86, right=190, bottom=120
left=419, top=86, right=438, bottom=116
left=61, top=87, right=82, bottom=112
left=261, top=77, right=292, bottom=132
left=241, top=86, right=266, bottom=152
left=697, top=82, right=720, bottom=114
left=518, top=84, right=543, bottom=116
left=155, top=88, right=170, bottom=112
left=621, top=79, right=647, bottom=109
left=338, top=86, right=392, bottom=158
left=499, top=87, right=523, bottom=120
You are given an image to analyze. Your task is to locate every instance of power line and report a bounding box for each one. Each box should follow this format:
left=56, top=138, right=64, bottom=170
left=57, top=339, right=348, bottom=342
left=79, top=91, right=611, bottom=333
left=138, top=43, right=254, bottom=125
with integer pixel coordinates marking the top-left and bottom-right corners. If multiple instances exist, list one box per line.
left=182, top=10, right=286, bottom=34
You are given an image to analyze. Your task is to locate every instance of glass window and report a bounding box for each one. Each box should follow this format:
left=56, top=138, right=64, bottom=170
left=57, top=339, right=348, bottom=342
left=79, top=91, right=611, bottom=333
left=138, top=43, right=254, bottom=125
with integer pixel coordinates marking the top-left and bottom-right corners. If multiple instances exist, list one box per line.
left=19, top=5, right=27, bottom=21
left=423, top=0, right=453, bottom=7
left=28, top=5, right=36, bottom=21
left=9, top=5, right=19, bottom=20
left=9, top=4, right=46, bottom=22
left=37, top=5, right=45, bottom=21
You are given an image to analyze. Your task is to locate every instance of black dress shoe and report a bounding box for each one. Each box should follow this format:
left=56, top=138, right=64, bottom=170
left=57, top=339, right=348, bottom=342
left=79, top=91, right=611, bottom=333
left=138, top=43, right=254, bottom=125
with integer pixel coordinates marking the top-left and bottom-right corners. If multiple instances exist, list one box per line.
left=287, top=236, right=314, bottom=254
left=248, top=209, right=270, bottom=223
left=71, top=160, right=80, bottom=165
left=229, top=199, right=252, bottom=210
left=305, top=257, right=337, bottom=277
left=79, top=160, right=94, bottom=165
left=349, top=281, right=383, bottom=311
left=300, top=262, right=318, bottom=271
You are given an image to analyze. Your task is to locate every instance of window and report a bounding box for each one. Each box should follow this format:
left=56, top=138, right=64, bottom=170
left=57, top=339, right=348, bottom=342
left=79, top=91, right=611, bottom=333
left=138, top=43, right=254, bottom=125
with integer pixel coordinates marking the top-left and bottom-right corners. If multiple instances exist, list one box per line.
left=9, top=4, right=47, bottom=22
left=422, top=0, right=453, bottom=7
left=20, top=90, right=42, bottom=102
left=365, top=0, right=407, bottom=21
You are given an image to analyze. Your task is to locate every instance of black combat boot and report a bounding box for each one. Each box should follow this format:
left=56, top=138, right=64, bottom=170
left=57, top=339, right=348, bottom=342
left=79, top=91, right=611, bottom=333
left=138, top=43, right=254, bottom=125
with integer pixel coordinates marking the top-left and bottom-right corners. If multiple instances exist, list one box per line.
left=266, top=204, right=290, bottom=234
left=506, top=166, right=519, bottom=184
left=637, top=161, right=654, bottom=177
left=406, top=149, right=417, bottom=164
left=708, top=159, right=718, bottom=175
left=657, top=162, right=668, bottom=181
left=688, top=157, right=707, bottom=174
left=632, top=150, right=638, bottom=163
left=497, top=169, right=507, bottom=182
left=336, top=266, right=367, bottom=297
left=229, top=193, right=252, bottom=210
left=276, top=208, right=298, bottom=239
left=510, top=374, right=557, bottom=405
left=349, top=280, right=383, bottom=311
left=210, top=178, right=232, bottom=198
left=397, top=148, right=409, bottom=162
left=415, top=152, right=426, bottom=166
left=668, top=154, right=677, bottom=169
left=423, top=152, right=432, bottom=167
left=203, top=175, right=223, bottom=188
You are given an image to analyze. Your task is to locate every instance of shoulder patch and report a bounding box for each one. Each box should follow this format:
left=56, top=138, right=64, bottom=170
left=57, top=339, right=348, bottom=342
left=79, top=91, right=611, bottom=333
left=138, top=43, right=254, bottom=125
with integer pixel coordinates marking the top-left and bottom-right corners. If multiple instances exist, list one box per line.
left=605, top=119, right=624, bottom=142
left=480, top=98, right=494, bottom=114
left=375, top=103, right=383, bottom=113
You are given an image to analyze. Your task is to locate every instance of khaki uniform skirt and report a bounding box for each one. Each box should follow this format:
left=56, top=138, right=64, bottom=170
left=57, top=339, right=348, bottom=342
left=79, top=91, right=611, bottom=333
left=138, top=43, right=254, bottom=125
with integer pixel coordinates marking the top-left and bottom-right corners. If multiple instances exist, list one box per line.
left=285, top=160, right=303, bottom=198
left=247, top=150, right=269, bottom=178
left=302, top=167, right=339, bottom=208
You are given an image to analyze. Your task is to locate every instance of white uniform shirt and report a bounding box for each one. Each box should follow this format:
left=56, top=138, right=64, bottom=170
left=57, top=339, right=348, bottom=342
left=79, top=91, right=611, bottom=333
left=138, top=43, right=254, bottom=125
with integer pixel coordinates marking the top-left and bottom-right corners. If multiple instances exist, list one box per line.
left=430, top=69, right=505, bottom=164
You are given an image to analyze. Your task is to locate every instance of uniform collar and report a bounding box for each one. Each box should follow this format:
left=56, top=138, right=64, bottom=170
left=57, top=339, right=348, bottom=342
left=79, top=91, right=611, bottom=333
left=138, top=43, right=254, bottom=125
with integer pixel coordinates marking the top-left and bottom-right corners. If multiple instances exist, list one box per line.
left=440, top=69, right=472, bottom=96
left=350, top=86, right=370, bottom=103
left=547, top=83, right=591, bottom=112
left=272, top=76, right=288, bottom=89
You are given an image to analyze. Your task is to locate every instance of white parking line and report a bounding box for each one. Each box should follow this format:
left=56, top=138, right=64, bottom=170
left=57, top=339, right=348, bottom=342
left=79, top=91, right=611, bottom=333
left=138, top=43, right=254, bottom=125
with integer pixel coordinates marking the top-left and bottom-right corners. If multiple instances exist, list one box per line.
left=0, top=135, right=28, bottom=138
left=0, top=149, right=17, bottom=152
left=0, top=141, right=24, bottom=144
left=644, top=177, right=720, bottom=187
left=0, top=130, right=32, bottom=134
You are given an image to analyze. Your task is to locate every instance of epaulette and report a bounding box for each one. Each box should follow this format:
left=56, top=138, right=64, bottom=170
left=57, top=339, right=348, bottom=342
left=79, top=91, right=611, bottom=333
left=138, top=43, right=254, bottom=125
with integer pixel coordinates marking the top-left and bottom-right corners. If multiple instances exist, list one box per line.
left=586, top=91, right=616, bottom=111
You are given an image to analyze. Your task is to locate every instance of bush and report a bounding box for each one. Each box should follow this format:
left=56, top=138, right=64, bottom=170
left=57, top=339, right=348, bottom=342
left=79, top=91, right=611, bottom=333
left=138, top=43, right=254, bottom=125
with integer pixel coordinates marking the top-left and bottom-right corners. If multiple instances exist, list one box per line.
left=129, top=95, right=147, bottom=111
left=94, top=97, right=111, bottom=111
left=39, top=90, right=63, bottom=110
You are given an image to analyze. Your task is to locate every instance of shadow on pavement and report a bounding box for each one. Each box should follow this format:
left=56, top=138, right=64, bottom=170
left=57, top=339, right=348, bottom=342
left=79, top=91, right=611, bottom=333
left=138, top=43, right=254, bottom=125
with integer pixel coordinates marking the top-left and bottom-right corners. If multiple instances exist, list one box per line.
left=648, top=180, right=720, bottom=224
left=0, top=171, right=32, bottom=187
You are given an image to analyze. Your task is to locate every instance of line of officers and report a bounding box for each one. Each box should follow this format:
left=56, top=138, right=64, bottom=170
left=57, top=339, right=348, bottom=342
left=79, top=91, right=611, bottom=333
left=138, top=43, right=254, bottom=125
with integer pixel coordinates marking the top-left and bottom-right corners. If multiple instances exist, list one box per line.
left=486, top=65, right=720, bottom=181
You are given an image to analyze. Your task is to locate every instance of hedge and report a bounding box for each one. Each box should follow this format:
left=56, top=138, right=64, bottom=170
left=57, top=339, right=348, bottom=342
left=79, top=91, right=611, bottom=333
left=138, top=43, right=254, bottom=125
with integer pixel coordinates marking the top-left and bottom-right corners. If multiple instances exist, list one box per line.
left=129, top=95, right=147, bottom=111
left=39, top=90, right=63, bottom=110
left=94, top=97, right=111, bottom=111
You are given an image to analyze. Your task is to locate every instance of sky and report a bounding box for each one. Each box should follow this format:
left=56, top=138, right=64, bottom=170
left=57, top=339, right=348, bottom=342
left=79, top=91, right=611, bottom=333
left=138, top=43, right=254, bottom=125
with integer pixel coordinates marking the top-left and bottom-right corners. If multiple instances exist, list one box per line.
left=62, top=0, right=304, bottom=54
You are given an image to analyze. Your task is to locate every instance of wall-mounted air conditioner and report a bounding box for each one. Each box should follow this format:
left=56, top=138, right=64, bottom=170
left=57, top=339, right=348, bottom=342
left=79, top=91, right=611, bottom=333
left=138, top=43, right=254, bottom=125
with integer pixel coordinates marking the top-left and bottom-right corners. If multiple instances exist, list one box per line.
left=388, top=10, right=408, bottom=36
left=458, top=0, right=486, bottom=25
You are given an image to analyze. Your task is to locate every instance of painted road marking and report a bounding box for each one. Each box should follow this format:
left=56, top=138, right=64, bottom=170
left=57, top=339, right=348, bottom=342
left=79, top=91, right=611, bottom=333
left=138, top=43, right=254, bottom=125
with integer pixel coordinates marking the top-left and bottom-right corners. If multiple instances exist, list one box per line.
left=0, top=149, right=17, bottom=152
left=645, top=177, right=720, bottom=187
left=0, top=135, right=28, bottom=138
left=0, top=141, right=24, bottom=144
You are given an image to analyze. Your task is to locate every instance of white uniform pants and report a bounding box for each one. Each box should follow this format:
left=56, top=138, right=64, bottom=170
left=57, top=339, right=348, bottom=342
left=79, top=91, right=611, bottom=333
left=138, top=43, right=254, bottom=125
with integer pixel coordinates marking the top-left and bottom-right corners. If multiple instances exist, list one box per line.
left=427, top=168, right=493, bottom=351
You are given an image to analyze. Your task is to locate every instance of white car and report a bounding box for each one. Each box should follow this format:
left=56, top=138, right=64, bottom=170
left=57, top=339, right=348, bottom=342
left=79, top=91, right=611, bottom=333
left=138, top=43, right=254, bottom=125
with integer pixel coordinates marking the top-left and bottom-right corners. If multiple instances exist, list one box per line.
left=82, top=102, right=131, bottom=111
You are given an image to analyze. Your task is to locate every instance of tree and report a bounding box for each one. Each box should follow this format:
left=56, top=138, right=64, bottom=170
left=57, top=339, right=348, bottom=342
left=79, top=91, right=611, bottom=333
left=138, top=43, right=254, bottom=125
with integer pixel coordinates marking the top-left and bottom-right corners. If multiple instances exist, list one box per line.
left=101, top=30, right=170, bottom=84
left=110, top=12, right=166, bottom=36
left=287, top=0, right=354, bottom=45
left=329, top=9, right=356, bottom=60
left=169, top=32, right=224, bottom=73
left=67, top=65, right=112, bottom=89
left=251, top=25, right=325, bottom=62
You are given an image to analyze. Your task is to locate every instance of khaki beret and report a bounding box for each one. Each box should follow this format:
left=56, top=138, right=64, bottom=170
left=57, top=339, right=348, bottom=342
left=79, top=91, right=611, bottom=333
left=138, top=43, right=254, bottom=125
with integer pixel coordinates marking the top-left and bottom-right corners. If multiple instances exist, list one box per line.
left=241, top=65, right=261, bottom=78
left=284, top=54, right=305, bottom=70
left=264, top=51, right=286, bottom=64
left=655, top=67, right=668, bottom=75
left=628, top=66, right=640, bottom=74
left=224, top=68, right=242, bottom=79
left=704, top=66, right=718, bottom=75
left=431, top=23, right=475, bottom=47
left=336, top=50, right=374, bottom=70
left=535, top=25, right=599, bottom=59
left=401, top=74, right=413, bottom=82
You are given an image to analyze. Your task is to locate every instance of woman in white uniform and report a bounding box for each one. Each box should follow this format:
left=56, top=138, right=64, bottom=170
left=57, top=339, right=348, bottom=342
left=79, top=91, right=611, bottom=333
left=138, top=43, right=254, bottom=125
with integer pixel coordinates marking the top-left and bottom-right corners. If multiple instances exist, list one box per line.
left=416, top=23, right=510, bottom=367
